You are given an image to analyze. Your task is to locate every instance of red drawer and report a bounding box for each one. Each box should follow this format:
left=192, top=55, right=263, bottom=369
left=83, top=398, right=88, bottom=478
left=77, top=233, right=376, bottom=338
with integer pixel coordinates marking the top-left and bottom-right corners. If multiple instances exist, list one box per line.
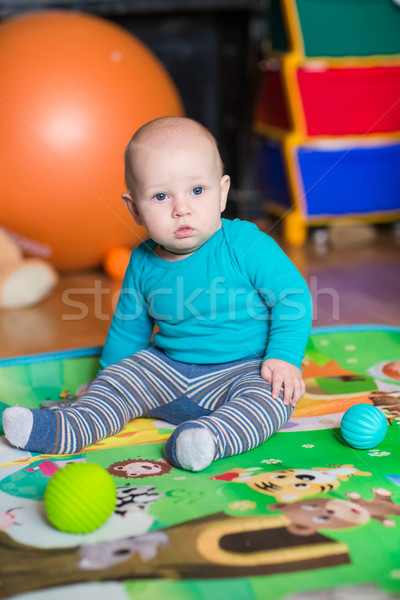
left=255, top=61, right=400, bottom=136
left=298, top=64, right=400, bottom=135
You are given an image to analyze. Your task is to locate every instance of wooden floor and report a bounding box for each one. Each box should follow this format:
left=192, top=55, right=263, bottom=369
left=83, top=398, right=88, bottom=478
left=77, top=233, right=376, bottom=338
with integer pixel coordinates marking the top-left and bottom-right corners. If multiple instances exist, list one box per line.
left=0, top=221, right=399, bottom=360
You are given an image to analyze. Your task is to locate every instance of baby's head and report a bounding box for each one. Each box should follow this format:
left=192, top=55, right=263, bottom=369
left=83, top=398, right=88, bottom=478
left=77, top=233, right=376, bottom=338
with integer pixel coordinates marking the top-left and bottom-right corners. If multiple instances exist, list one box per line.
left=122, top=116, right=230, bottom=257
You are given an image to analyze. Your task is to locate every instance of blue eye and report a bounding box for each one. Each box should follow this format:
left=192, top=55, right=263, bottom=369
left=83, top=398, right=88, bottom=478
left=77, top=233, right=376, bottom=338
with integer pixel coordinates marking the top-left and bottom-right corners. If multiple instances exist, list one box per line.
left=154, top=193, right=168, bottom=202
left=192, top=186, right=204, bottom=196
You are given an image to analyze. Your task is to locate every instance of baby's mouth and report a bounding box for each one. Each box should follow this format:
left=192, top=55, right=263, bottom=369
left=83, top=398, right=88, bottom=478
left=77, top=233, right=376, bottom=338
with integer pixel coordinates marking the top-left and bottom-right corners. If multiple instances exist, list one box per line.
left=175, top=226, right=194, bottom=238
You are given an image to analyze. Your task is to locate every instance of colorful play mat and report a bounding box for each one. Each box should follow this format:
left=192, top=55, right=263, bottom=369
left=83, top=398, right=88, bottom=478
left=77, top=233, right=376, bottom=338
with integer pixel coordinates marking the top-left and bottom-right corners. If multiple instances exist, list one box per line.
left=0, top=325, right=399, bottom=599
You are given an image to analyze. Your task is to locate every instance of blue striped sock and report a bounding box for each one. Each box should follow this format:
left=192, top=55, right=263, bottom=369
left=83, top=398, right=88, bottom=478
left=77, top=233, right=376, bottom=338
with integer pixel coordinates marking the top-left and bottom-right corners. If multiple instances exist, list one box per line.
left=20, top=349, right=189, bottom=454
left=22, top=380, right=139, bottom=454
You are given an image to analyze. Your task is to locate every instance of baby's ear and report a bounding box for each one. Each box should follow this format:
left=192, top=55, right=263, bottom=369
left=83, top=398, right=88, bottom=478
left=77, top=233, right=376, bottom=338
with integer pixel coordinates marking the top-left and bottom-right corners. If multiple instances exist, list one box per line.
left=220, top=174, right=230, bottom=212
left=122, top=193, right=143, bottom=226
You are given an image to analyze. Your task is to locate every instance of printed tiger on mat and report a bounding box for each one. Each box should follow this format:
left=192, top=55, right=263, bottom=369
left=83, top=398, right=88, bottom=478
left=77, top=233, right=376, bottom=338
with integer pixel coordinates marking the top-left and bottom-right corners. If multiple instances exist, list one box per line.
left=211, top=465, right=371, bottom=502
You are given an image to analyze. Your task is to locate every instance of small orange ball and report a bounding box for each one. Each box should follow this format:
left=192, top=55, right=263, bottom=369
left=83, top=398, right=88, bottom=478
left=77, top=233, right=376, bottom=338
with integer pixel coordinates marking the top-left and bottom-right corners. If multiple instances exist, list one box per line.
left=103, top=245, right=132, bottom=281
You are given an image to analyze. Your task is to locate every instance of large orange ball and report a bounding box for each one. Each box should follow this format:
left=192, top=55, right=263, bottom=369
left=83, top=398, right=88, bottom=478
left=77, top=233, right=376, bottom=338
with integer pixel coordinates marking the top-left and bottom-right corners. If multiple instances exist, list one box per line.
left=0, top=11, right=183, bottom=270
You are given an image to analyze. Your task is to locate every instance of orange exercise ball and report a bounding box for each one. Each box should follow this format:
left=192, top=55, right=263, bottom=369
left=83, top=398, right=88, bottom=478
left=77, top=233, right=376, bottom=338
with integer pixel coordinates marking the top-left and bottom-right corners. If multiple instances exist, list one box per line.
left=0, top=11, right=184, bottom=270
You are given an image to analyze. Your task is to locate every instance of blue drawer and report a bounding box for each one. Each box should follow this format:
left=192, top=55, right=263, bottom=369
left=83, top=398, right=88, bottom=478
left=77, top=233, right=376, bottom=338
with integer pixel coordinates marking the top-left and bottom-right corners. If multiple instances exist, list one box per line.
left=297, top=141, right=400, bottom=217
left=259, top=137, right=400, bottom=220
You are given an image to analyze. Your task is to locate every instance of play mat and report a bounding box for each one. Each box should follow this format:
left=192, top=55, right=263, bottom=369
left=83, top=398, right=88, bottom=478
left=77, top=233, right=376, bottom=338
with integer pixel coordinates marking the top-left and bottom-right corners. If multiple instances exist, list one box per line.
left=0, top=325, right=399, bottom=599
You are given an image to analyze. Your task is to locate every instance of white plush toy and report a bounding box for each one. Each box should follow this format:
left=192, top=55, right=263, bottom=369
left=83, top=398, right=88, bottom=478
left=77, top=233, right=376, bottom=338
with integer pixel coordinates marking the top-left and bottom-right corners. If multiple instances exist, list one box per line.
left=0, top=228, right=58, bottom=309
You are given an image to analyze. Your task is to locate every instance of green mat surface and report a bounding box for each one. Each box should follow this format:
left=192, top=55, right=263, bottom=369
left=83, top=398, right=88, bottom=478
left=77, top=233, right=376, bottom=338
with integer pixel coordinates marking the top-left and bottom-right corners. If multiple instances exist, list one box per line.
left=0, top=326, right=399, bottom=599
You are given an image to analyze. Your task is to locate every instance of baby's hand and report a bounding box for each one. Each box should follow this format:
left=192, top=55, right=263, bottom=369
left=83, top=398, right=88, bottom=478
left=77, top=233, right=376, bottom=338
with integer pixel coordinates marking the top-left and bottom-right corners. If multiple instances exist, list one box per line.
left=261, top=358, right=305, bottom=407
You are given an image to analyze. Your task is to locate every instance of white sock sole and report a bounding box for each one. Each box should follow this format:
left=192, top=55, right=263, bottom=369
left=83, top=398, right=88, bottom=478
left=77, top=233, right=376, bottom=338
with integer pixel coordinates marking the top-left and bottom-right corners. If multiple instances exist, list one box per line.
left=175, top=427, right=215, bottom=472
left=2, top=406, right=34, bottom=449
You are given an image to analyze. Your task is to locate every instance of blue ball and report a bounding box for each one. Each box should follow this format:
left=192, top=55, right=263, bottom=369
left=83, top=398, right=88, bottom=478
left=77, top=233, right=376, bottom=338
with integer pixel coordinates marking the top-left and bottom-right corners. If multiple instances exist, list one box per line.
left=340, top=404, right=388, bottom=449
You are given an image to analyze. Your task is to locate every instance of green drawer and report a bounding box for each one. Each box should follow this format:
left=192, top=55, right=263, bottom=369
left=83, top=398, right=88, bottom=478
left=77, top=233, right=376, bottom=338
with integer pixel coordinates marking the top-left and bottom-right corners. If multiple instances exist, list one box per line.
left=269, top=0, right=400, bottom=57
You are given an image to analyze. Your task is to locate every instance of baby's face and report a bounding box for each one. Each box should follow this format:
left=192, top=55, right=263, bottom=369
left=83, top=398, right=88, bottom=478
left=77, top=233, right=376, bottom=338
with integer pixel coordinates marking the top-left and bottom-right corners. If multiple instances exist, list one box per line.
left=124, top=133, right=230, bottom=255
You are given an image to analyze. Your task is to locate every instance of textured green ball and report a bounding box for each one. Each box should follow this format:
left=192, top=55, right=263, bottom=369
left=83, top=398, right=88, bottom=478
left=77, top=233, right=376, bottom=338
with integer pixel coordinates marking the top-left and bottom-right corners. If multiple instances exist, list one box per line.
left=44, top=462, right=117, bottom=533
left=340, top=403, right=388, bottom=450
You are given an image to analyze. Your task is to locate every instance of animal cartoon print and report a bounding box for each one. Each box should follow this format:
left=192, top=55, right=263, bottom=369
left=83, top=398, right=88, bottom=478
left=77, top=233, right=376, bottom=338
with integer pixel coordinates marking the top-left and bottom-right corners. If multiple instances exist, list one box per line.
left=115, top=485, right=164, bottom=517
left=212, top=465, right=371, bottom=502
left=0, top=507, right=22, bottom=531
left=268, top=488, right=400, bottom=535
left=107, top=458, right=172, bottom=479
left=344, top=487, right=400, bottom=527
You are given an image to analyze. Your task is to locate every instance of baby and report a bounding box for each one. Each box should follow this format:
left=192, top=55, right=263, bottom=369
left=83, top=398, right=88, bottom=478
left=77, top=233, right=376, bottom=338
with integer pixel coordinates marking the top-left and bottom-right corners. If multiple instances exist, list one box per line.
left=3, top=117, right=312, bottom=472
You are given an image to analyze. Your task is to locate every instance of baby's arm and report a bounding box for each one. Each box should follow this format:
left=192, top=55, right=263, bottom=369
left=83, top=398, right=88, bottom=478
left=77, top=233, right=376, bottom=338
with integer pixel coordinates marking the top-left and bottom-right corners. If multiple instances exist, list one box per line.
left=261, top=358, right=305, bottom=407
left=101, top=248, right=154, bottom=368
left=230, top=222, right=311, bottom=407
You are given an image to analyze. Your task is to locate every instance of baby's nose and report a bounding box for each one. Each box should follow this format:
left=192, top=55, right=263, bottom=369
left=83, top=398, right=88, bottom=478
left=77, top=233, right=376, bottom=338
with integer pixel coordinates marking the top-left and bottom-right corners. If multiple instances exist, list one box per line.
left=173, top=197, right=190, bottom=216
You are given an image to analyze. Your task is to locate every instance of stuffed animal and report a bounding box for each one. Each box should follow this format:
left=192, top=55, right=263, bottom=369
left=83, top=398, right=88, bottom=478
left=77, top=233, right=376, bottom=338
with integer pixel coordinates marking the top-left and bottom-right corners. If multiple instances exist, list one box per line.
left=0, top=229, right=58, bottom=309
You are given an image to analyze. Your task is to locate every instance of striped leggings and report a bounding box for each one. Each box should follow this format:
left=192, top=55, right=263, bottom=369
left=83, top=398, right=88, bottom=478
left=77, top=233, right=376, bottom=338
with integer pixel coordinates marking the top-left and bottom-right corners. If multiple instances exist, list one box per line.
left=31, top=347, right=294, bottom=461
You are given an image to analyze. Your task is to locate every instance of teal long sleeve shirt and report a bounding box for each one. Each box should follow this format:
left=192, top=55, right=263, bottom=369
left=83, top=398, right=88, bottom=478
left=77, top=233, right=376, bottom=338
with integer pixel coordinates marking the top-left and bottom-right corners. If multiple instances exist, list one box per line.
left=100, top=218, right=312, bottom=369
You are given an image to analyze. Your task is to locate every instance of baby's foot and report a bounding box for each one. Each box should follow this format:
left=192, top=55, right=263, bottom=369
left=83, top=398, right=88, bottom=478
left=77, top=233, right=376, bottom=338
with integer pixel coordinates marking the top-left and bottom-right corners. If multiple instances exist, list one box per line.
left=2, top=407, right=33, bottom=449
left=165, top=424, right=216, bottom=472
left=2, top=406, right=58, bottom=453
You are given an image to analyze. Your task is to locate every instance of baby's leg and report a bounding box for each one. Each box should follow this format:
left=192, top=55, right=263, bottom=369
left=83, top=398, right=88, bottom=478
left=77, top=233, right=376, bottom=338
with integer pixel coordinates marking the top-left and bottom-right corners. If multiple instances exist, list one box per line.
left=165, top=373, right=294, bottom=471
left=3, top=349, right=186, bottom=454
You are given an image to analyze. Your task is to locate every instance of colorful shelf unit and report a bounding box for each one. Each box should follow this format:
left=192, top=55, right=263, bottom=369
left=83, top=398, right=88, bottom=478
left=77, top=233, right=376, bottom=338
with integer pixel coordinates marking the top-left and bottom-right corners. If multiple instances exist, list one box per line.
left=256, top=0, right=400, bottom=244
left=269, top=0, right=400, bottom=59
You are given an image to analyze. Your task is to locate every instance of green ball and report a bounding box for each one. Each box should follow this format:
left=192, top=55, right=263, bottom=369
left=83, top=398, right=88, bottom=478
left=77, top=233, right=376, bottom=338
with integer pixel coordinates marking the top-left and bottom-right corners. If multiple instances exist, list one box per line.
left=44, top=462, right=117, bottom=533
